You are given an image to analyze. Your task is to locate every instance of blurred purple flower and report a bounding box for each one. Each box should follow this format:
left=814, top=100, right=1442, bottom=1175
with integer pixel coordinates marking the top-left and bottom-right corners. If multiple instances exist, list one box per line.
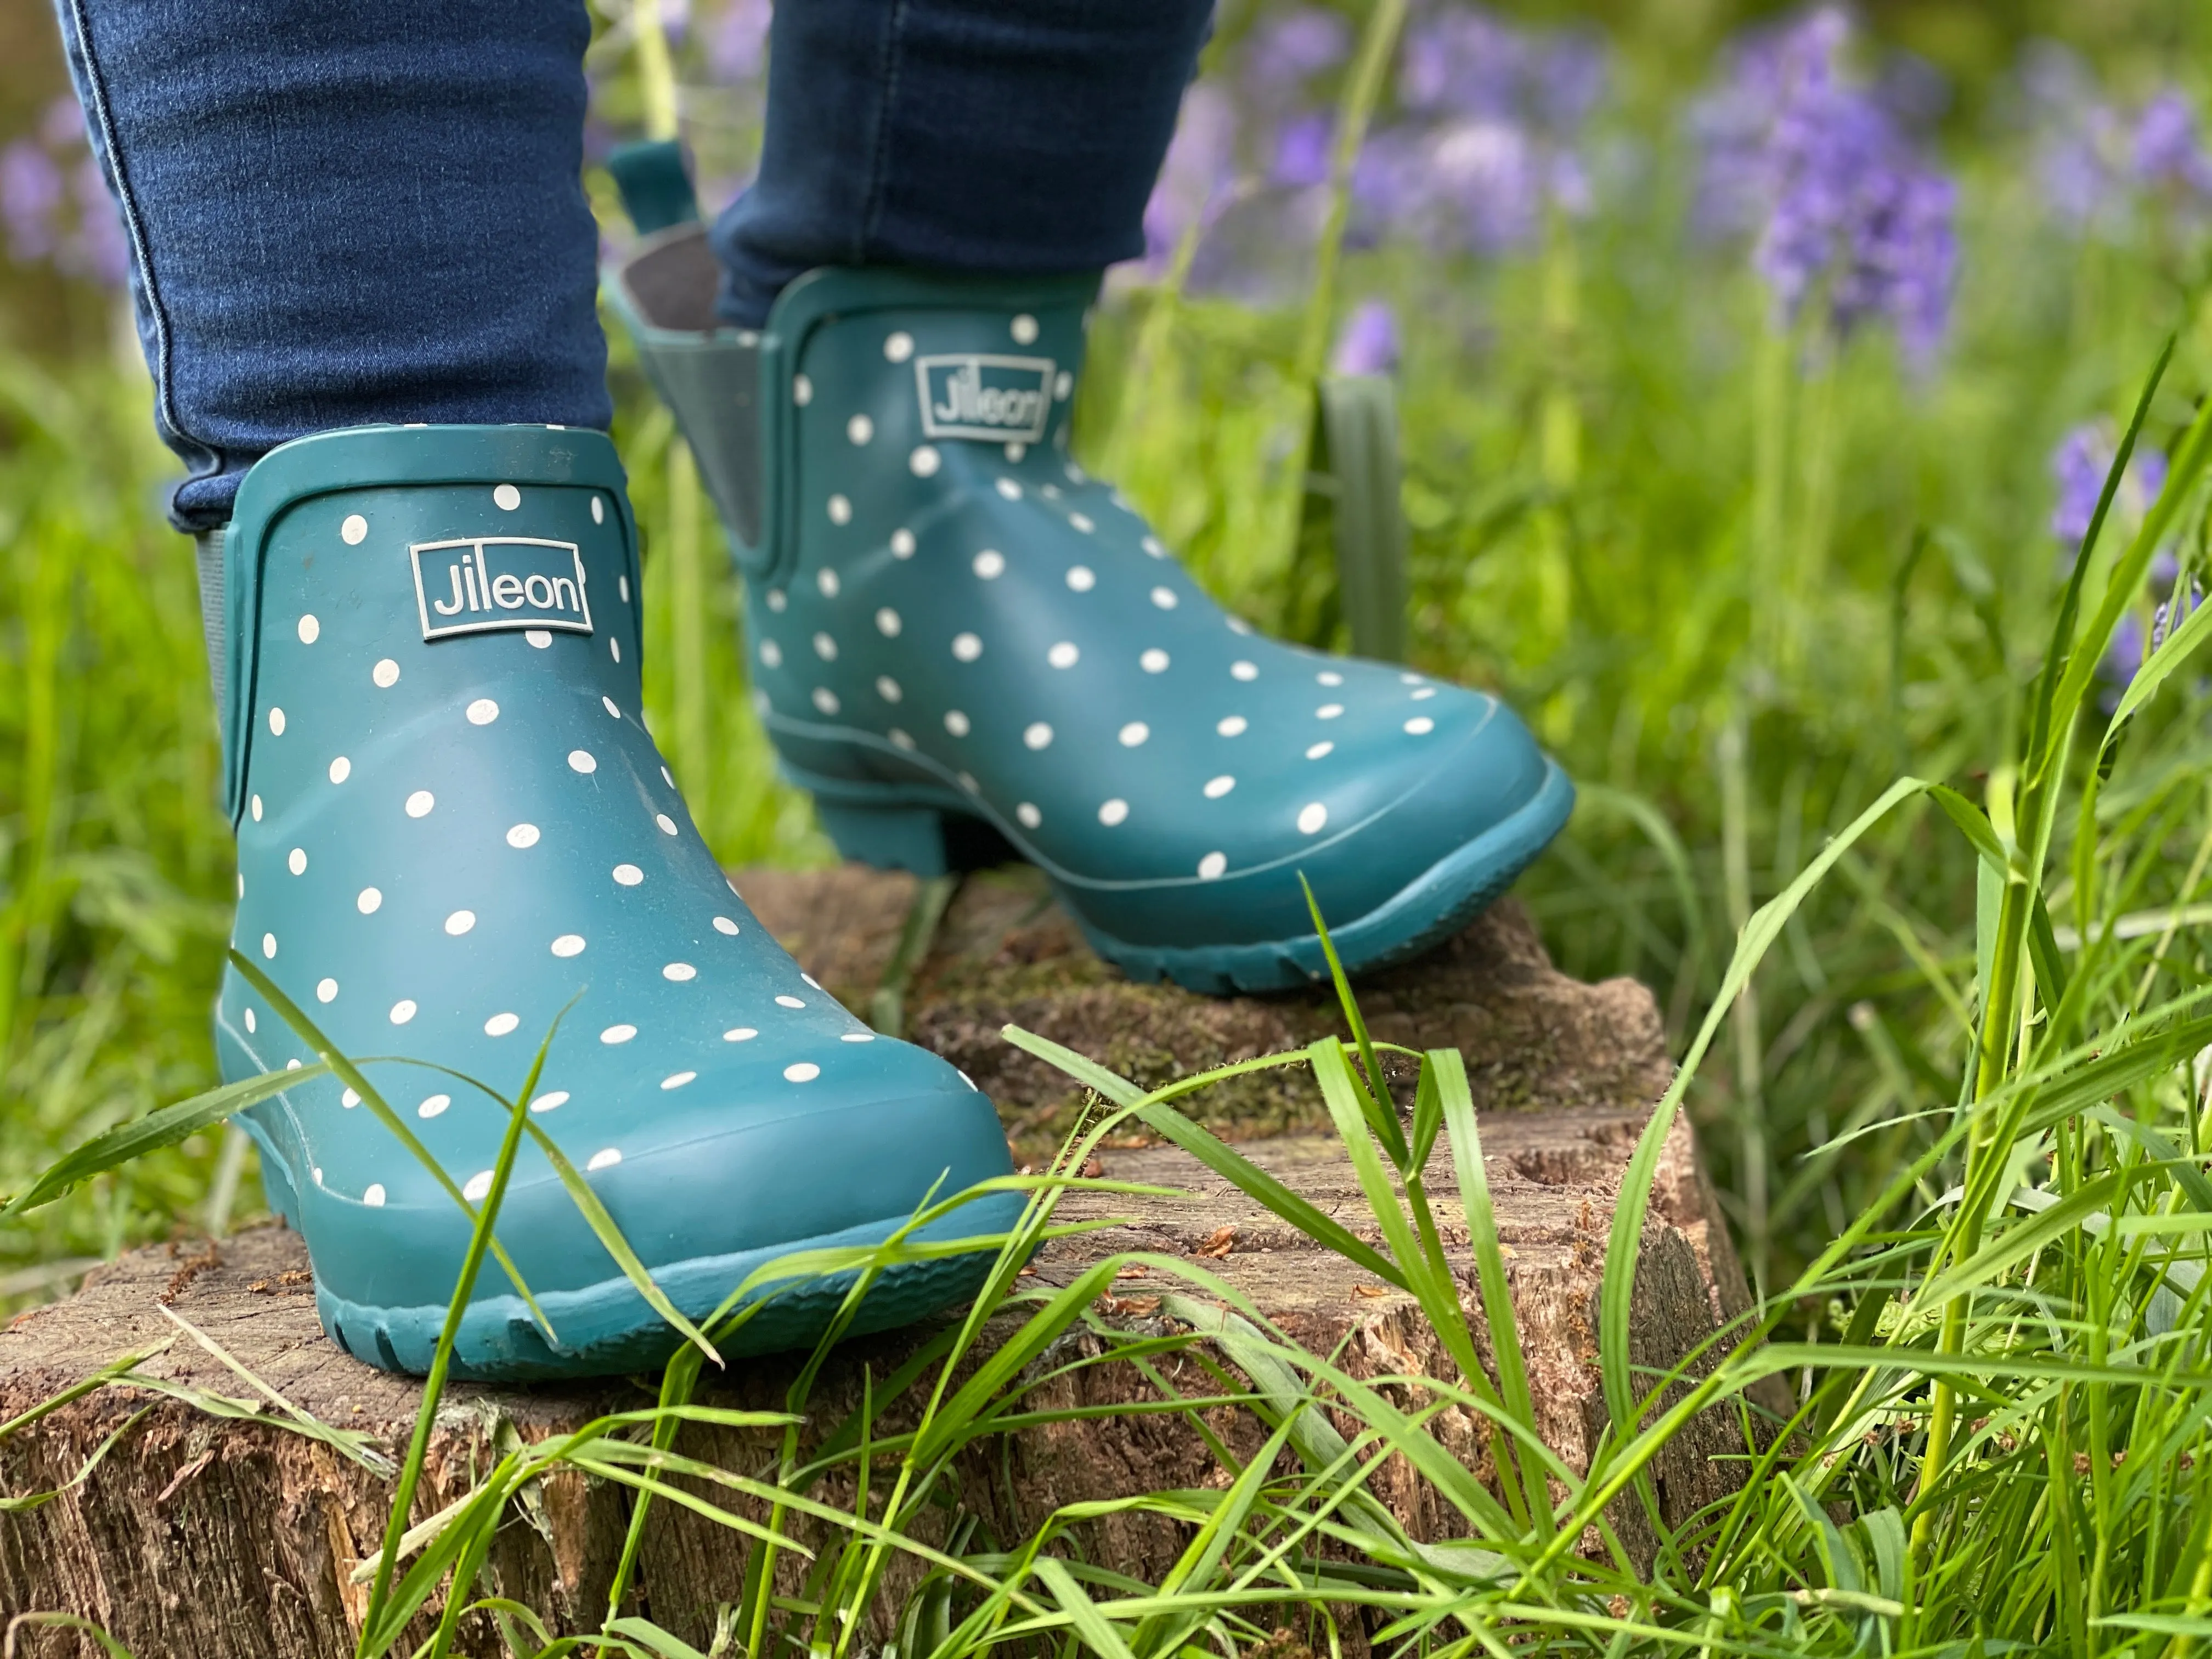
left=1357, top=4, right=1607, bottom=256
left=707, top=0, right=771, bottom=83
left=1141, top=82, right=1242, bottom=270
left=1693, top=7, right=1956, bottom=361
left=1, top=140, right=64, bottom=260
left=1272, top=113, right=1334, bottom=189
left=1245, top=9, right=1350, bottom=107
left=2050, top=421, right=2169, bottom=551
left=2134, top=91, right=2212, bottom=196
left=1, top=96, right=127, bottom=289
left=1331, top=300, right=1399, bottom=376
left=2100, top=610, right=2146, bottom=707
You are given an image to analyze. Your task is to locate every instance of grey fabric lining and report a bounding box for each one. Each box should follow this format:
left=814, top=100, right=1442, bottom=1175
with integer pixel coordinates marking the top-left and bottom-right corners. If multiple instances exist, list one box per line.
left=194, top=527, right=226, bottom=733
left=617, top=226, right=764, bottom=551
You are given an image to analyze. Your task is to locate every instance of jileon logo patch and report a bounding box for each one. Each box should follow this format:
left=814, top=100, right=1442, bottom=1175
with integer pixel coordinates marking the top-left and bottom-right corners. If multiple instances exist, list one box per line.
left=411, top=538, right=593, bottom=641
left=915, top=354, right=1054, bottom=443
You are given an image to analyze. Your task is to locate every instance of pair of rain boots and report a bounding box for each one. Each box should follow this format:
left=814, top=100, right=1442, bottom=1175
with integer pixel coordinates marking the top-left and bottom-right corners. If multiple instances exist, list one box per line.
left=211, top=199, right=1570, bottom=1384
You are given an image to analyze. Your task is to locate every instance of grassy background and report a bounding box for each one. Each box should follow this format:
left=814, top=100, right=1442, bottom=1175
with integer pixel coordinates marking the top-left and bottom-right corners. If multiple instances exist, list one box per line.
left=0, top=0, right=2202, bottom=1302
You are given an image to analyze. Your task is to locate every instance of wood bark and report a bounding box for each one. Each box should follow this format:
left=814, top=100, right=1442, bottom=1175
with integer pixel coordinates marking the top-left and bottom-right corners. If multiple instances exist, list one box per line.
left=0, top=868, right=1762, bottom=1656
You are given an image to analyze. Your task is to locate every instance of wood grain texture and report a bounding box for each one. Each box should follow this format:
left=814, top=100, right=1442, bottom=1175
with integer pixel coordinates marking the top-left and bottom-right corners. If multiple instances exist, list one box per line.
left=0, top=868, right=1758, bottom=1657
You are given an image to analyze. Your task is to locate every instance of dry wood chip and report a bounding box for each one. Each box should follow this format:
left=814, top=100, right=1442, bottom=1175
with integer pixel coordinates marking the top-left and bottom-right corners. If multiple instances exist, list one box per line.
left=1101, top=1295, right=1161, bottom=1318
left=1352, top=1284, right=1390, bottom=1300
left=1195, top=1225, right=1235, bottom=1259
left=1079, top=1156, right=1105, bottom=1179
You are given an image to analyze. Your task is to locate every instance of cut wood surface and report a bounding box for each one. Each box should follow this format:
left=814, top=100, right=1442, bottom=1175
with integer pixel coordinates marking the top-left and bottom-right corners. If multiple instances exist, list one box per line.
left=0, top=866, right=1754, bottom=1657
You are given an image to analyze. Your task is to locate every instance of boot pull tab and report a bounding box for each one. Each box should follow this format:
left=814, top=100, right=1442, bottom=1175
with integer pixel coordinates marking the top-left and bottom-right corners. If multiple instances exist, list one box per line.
left=607, top=139, right=700, bottom=236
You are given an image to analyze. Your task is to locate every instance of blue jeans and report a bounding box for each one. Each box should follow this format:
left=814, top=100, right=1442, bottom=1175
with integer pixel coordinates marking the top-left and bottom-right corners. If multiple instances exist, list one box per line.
left=55, top=0, right=1212, bottom=531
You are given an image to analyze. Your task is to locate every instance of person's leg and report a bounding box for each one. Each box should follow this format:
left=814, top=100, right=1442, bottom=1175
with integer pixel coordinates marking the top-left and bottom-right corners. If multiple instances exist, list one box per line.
left=710, top=0, right=1215, bottom=328
left=54, top=0, right=1019, bottom=1381
left=53, top=0, right=609, bottom=531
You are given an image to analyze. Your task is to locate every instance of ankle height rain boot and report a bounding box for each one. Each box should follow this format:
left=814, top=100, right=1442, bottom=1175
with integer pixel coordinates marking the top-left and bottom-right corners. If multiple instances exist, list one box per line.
left=610, top=221, right=1573, bottom=995
left=212, top=424, right=1018, bottom=1380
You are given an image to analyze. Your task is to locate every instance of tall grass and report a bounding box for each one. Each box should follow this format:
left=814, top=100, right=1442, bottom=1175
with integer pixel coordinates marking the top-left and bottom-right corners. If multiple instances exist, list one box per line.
left=7, top=3, right=2212, bottom=1647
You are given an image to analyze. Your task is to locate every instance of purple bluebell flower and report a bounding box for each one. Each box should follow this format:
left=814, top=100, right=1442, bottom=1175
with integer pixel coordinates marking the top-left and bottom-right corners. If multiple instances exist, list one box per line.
left=1272, top=112, right=1333, bottom=189
left=1140, top=82, right=1242, bottom=272
left=2100, top=610, right=2146, bottom=708
left=706, top=0, right=771, bottom=83
left=1331, top=300, right=1399, bottom=376
left=1, top=93, right=127, bottom=287
left=1, top=140, right=64, bottom=261
left=2133, top=91, right=2212, bottom=198
left=2050, top=421, right=2170, bottom=555
left=1245, top=9, right=1350, bottom=107
left=1694, top=7, right=1957, bottom=360
left=1359, top=4, right=1608, bottom=256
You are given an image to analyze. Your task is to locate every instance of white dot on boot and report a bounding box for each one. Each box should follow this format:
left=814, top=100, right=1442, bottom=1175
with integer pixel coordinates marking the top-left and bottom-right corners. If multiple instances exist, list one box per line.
left=363, top=1184, right=385, bottom=1207
left=1307, top=741, right=1335, bottom=759
left=1198, top=852, right=1227, bottom=879
left=812, top=687, right=840, bottom=715
left=884, top=331, right=914, bottom=362
left=462, top=1169, right=492, bottom=1200
left=725, top=1026, right=758, bottom=1042
left=494, top=484, right=521, bottom=511
left=890, top=528, right=916, bottom=557
left=251, top=795, right=263, bottom=821
left=713, top=915, right=740, bottom=934
left=551, top=934, right=585, bottom=957
left=601, top=1024, right=636, bottom=1044
left=973, top=550, right=1005, bottom=579
left=876, top=675, right=902, bottom=703
left=1204, top=775, right=1236, bottom=798
left=1011, top=313, right=1039, bottom=343
left=527, top=629, right=551, bottom=648
left=945, top=709, right=970, bottom=736
left=568, top=750, right=596, bottom=774
left=1017, top=802, right=1042, bottom=828
left=1218, top=715, right=1248, bottom=737
left=341, top=515, right=368, bottom=545
left=776, top=994, right=805, bottom=1008
left=1150, top=587, right=1177, bottom=610
left=847, top=414, right=873, bottom=445
left=952, top=633, right=983, bottom=662
left=1048, top=641, right=1079, bottom=668
left=1098, top=798, right=1130, bottom=826
left=445, top=910, right=476, bottom=935
left=507, top=823, right=540, bottom=848
left=587, top=1148, right=622, bottom=1171
left=818, top=567, right=840, bottom=598
left=813, top=632, right=837, bottom=661
left=287, top=847, right=307, bottom=875
left=613, top=864, right=643, bottom=886
left=593, top=496, right=606, bottom=524
left=486, top=1012, right=520, bottom=1036
left=357, top=887, right=382, bottom=913
left=1119, top=722, right=1149, bottom=747
left=793, top=373, right=813, bottom=405
left=760, top=639, right=782, bottom=668
left=1405, top=716, right=1435, bottom=735
left=785, top=1062, right=821, bottom=1082
left=1066, top=565, right=1095, bottom=591
left=467, top=698, right=498, bottom=725
left=391, top=999, right=417, bottom=1024
left=268, top=707, right=286, bottom=735
left=297, top=615, right=319, bottom=644
left=407, top=790, right=435, bottom=817
left=875, top=607, right=901, bottom=638
left=329, top=756, right=352, bottom=783
left=1141, top=649, right=1170, bottom=673
left=663, top=962, right=696, bottom=981
left=529, top=1091, right=568, bottom=1114
left=1298, top=803, right=1329, bottom=834
left=662, top=1071, right=696, bottom=1091
left=1023, top=722, right=1053, bottom=750
left=316, top=978, right=338, bottom=1003
left=1231, top=660, right=1259, bottom=681
left=656, top=814, right=678, bottom=836
left=1317, top=704, right=1344, bottom=720
left=910, top=446, right=941, bottom=477
left=261, top=933, right=277, bottom=958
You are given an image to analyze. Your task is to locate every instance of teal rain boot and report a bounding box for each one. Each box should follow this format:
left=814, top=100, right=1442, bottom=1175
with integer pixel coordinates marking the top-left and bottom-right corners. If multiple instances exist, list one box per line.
left=211, top=424, right=1019, bottom=1380
left=610, top=223, right=1573, bottom=995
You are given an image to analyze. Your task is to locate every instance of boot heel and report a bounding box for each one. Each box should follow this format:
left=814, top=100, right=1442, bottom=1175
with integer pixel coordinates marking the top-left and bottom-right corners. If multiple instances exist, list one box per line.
left=815, top=802, right=953, bottom=877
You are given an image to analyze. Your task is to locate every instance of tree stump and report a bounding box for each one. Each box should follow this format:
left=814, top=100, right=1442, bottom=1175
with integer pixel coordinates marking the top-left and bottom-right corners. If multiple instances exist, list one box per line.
left=0, top=867, right=1755, bottom=1657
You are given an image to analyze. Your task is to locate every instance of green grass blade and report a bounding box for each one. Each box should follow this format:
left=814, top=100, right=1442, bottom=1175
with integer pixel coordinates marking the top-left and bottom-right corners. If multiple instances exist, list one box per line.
left=0, top=1064, right=327, bottom=1218
left=1301, top=876, right=1410, bottom=1168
